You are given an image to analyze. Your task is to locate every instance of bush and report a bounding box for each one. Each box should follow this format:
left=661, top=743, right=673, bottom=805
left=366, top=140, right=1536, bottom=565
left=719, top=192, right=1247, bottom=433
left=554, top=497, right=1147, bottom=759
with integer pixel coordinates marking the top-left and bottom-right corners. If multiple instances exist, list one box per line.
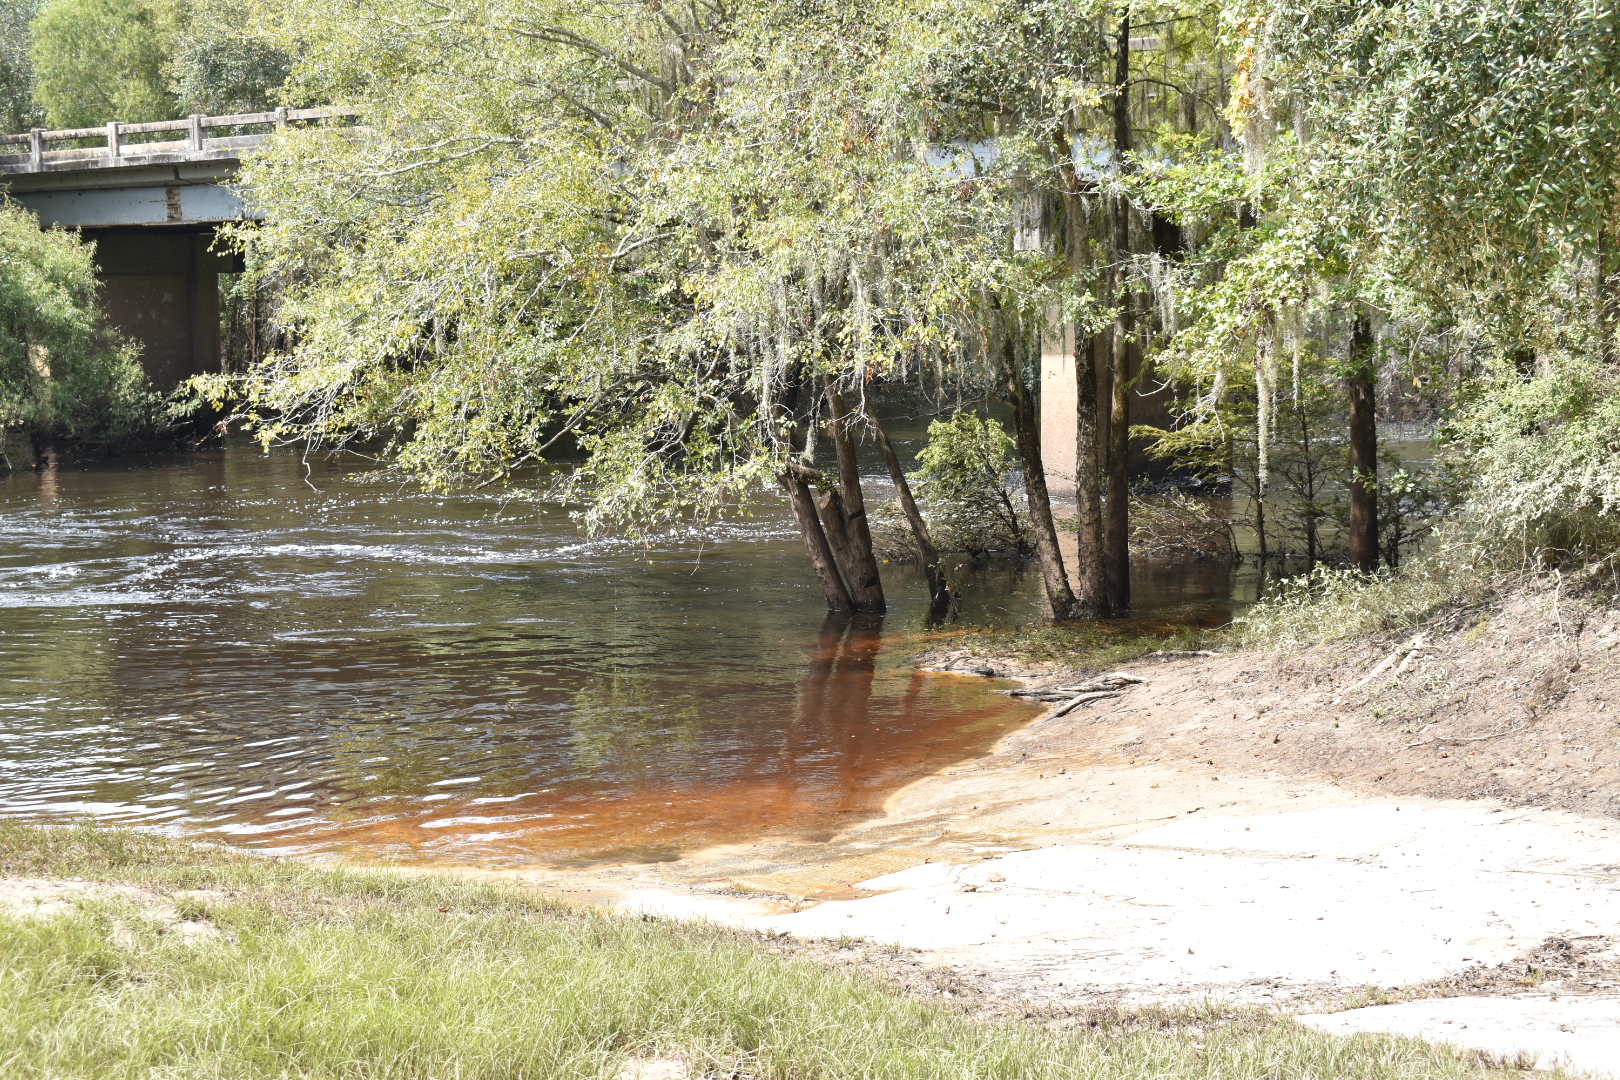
left=1129, top=493, right=1238, bottom=562
left=0, top=200, right=164, bottom=453
left=1444, top=360, right=1620, bottom=562
left=912, top=411, right=1029, bottom=558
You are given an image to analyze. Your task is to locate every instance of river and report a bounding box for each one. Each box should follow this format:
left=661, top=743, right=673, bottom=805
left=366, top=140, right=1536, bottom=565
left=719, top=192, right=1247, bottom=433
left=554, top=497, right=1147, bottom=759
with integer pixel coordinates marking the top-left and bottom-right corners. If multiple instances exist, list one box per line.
left=0, top=446, right=1240, bottom=865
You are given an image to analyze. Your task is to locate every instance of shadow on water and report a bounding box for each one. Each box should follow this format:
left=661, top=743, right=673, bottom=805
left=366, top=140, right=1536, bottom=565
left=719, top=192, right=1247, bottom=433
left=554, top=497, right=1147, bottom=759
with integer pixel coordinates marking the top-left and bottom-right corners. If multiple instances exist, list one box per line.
left=0, top=447, right=1245, bottom=866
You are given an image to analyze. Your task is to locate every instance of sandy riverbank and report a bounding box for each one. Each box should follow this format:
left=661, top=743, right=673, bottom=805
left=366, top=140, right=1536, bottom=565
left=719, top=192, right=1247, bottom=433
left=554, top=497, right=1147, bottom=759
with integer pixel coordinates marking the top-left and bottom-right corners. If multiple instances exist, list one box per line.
left=477, top=616, right=1620, bottom=1076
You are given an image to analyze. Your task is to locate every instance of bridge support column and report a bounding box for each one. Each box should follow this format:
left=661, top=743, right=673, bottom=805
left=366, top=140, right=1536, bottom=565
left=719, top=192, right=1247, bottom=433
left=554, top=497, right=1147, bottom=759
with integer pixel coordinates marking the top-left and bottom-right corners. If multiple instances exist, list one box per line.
left=88, top=230, right=232, bottom=387
left=1039, top=317, right=1174, bottom=499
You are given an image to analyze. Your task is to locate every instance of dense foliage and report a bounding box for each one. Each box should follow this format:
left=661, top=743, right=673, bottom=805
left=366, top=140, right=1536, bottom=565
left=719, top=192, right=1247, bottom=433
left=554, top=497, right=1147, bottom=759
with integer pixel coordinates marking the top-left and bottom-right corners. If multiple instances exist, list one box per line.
left=144, top=0, right=1620, bottom=619
left=0, top=0, right=40, bottom=131
left=1, top=0, right=288, bottom=129
left=0, top=202, right=161, bottom=448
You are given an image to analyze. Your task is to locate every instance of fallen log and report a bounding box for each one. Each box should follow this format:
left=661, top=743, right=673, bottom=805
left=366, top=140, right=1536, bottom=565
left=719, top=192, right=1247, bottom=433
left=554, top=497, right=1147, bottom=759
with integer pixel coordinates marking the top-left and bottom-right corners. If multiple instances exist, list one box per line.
left=1047, top=690, right=1121, bottom=718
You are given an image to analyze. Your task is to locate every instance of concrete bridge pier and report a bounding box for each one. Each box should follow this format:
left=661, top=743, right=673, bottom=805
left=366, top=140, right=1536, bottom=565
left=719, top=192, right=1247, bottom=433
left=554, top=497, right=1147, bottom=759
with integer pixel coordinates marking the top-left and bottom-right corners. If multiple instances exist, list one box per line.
left=90, top=229, right=239, bottom=386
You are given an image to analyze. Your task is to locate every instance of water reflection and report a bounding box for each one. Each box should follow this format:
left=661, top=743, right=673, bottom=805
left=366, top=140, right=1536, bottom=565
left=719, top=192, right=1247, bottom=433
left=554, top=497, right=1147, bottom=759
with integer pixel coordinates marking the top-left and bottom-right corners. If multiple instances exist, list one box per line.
left=0, top=448, right=1249, bottom=865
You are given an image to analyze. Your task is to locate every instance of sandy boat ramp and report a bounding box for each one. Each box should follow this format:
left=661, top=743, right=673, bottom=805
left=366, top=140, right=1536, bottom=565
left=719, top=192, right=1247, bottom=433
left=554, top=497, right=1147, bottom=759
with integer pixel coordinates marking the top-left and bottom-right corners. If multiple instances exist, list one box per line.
left=518, top=657, right=1620, bottom=1077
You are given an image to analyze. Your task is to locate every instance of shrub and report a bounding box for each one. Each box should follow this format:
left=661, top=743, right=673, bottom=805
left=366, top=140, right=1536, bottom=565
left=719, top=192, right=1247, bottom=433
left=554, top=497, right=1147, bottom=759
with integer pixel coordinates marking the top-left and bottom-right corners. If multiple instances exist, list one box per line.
left=0, top=200, right=164, bottom=453
left=1444, top=360, right=1620, bottom=562
left=912, top=411, right=1029, bottom=558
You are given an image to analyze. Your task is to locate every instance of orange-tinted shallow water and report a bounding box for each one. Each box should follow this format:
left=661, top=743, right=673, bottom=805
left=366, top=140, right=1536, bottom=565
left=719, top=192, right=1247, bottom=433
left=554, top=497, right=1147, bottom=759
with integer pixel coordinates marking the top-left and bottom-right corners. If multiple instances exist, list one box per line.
left=0, top=449, right=1062, bottom=864
left=0, top=448, right=1242, bottom=865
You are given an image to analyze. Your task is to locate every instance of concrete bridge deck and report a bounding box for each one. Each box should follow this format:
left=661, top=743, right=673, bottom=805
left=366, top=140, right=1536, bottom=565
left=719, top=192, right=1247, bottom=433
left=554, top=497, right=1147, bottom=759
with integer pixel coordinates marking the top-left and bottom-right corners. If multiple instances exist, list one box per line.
left=1, top=107, right=354, bottom=228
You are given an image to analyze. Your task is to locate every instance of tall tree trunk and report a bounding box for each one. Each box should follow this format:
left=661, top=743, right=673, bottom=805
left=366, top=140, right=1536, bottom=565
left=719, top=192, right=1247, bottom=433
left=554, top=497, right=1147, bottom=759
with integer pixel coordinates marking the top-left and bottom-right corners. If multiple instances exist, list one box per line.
left=1598, top=221, right=1618, bottom=367
left=1297, top=398, right=1319, bottom=568
left=1103, top=12, right=1134, bottom=614
left=785, top=470, right=855, bottom=611
left=821, top=379, right=885, bottom=614
left=1104, top=312, right=1132, bottom=612
left=997, top=315, right=1082, bottom=621
left=1052, top=125, right=1107, bottom=615
left=872, top=416, right=949, bottom=615
left=1347, top=312, right=1380, bottom=573
left=1074, top=333, right=1107, bottom=611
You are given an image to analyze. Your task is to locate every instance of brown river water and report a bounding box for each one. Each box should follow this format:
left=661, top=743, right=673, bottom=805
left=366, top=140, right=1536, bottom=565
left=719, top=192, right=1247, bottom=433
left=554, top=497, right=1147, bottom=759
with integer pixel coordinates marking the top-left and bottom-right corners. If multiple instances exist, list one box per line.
left=0, top=447, right=1241, bottom=866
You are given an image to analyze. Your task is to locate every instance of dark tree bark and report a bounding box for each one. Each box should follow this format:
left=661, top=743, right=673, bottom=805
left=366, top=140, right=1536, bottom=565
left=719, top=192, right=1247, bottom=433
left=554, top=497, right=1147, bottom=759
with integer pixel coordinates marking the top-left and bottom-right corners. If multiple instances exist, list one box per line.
left=996, top=315, right=1083, bottom=621
left=1073, top=334, right=1107, bottom=612
left=821, top=379, right=886, bottom=614
left=785, top=469, right=855, bottom=611
left=1104, top=315, right=1133, bottom=612
left=872, top=416, right=949, bottom=615
left=1347, top=312, right=1380, bottom=573
left=1103, top=11, right=1134, bottom=614
left=1295, top=396, right=1320, bottom=567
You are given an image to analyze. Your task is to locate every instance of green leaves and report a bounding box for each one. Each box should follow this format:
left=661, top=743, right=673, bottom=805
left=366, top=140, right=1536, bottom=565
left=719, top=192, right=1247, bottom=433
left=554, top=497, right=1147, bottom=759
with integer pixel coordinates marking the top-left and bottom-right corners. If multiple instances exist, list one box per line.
left=0, top=201, right=161, bottom=443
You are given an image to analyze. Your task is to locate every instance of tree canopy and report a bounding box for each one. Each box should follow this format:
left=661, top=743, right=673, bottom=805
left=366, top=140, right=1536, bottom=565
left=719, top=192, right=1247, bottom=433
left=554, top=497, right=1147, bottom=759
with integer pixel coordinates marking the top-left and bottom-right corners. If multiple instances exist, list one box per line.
left=181, top=0, right=1620, bottom=615
left=0, top=202, right=159, bottom=446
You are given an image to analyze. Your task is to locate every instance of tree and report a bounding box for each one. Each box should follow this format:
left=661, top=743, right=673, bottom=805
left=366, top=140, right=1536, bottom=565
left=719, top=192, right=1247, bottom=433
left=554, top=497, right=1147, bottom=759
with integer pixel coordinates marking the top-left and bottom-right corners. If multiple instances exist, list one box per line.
left=0, top=0, right=41, bottom=132
left=0, top=201, right=161, bottom=453
left=167, top=0, right=290, bottom=114
left=29, top=0, right=181, bottom=127
left=212, top=0, right=1044, bottom=617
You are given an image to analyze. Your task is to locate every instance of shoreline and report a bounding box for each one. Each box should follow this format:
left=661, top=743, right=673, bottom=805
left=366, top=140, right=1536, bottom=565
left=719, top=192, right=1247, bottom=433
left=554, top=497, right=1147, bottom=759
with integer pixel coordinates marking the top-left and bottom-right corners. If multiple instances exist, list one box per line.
left=5, top=623, right=1620, bottom=1074
left=447, top=634, right=1620, bottom=1075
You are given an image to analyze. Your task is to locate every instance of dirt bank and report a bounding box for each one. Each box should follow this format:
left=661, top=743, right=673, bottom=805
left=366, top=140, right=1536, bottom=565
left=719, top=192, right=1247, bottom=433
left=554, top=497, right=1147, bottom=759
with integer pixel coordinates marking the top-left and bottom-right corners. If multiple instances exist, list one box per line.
left=480, top=585, right=1620, bottom=1075
left=922, top=585, right=1619, bottom=821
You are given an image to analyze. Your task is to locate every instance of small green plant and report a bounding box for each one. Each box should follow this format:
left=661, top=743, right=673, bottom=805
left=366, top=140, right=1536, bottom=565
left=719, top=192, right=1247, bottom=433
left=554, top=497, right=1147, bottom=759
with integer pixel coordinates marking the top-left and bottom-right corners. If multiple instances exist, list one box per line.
left=912, top=411, right=1029, bottom=559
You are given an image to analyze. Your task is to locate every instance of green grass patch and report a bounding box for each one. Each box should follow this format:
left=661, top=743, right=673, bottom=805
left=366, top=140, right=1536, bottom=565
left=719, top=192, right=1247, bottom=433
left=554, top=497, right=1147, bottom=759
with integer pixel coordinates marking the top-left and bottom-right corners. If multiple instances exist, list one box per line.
left=940, top=619, right=1218, bottom=670
left=0, top=824, right=1545, bottom=1079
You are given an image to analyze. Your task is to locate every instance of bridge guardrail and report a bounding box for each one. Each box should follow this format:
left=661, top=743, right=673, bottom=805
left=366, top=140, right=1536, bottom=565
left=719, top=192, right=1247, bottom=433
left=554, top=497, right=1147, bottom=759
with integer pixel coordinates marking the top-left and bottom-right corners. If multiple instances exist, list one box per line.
left=0, top=107, right=358, bottom=175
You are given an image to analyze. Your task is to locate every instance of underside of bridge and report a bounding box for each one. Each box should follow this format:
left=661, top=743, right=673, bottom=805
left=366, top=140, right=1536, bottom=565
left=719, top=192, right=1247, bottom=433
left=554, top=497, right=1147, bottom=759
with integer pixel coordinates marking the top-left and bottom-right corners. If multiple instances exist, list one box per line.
left=89, top=228, right=241, bottom=387
left=6, top=161, right=253, bottom=389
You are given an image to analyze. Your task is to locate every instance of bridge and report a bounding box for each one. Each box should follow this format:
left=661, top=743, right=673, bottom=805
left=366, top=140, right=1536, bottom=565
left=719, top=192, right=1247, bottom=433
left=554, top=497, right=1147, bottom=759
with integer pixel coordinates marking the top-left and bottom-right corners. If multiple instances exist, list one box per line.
left=0, top=108, right=353, bottom=385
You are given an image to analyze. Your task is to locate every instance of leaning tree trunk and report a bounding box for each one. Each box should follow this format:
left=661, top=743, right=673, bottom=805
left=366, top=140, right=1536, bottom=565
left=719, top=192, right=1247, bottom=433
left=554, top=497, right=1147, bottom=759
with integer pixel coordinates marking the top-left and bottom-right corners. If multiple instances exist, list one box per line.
left=1346, top=312, right=1380, bottom=574
left=997, top=315, right=1083, bottom=621
left=821, top=379, right=886, bottom=614
left=785, top=470, right=856, bottom=612
left=872, top=416, right=950, bottom=615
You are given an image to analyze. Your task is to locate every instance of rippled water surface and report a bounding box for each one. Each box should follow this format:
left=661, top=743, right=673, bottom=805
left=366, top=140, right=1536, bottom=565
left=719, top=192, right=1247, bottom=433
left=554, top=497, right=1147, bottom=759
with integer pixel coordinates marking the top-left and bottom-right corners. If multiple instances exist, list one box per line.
left=0, top=448, right=1239, bottom=865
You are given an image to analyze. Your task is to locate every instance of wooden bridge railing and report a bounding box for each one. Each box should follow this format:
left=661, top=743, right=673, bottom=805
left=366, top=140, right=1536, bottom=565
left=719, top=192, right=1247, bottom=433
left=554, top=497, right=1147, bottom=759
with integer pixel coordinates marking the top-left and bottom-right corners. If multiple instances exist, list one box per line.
left=0, top=107, right=358, bottom=175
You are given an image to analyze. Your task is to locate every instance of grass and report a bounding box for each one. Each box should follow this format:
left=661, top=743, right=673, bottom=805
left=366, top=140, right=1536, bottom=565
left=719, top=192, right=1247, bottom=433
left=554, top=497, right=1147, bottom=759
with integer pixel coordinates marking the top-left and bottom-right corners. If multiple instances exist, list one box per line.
left=0, top=824, right=1554, bottom=1080
left=936, top=619, right=1218, bottom=671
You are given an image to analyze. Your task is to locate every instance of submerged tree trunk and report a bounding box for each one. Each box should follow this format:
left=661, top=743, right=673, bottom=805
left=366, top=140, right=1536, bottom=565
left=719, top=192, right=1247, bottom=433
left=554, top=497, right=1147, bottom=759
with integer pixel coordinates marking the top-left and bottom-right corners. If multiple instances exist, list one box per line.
left=822, top=379, right=886, bottom=614
left=1347, top=313, right=1380, bottom=573
left=785, top=470, right=856, bottom=611
left=872, top=417, right=949, bottom=615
